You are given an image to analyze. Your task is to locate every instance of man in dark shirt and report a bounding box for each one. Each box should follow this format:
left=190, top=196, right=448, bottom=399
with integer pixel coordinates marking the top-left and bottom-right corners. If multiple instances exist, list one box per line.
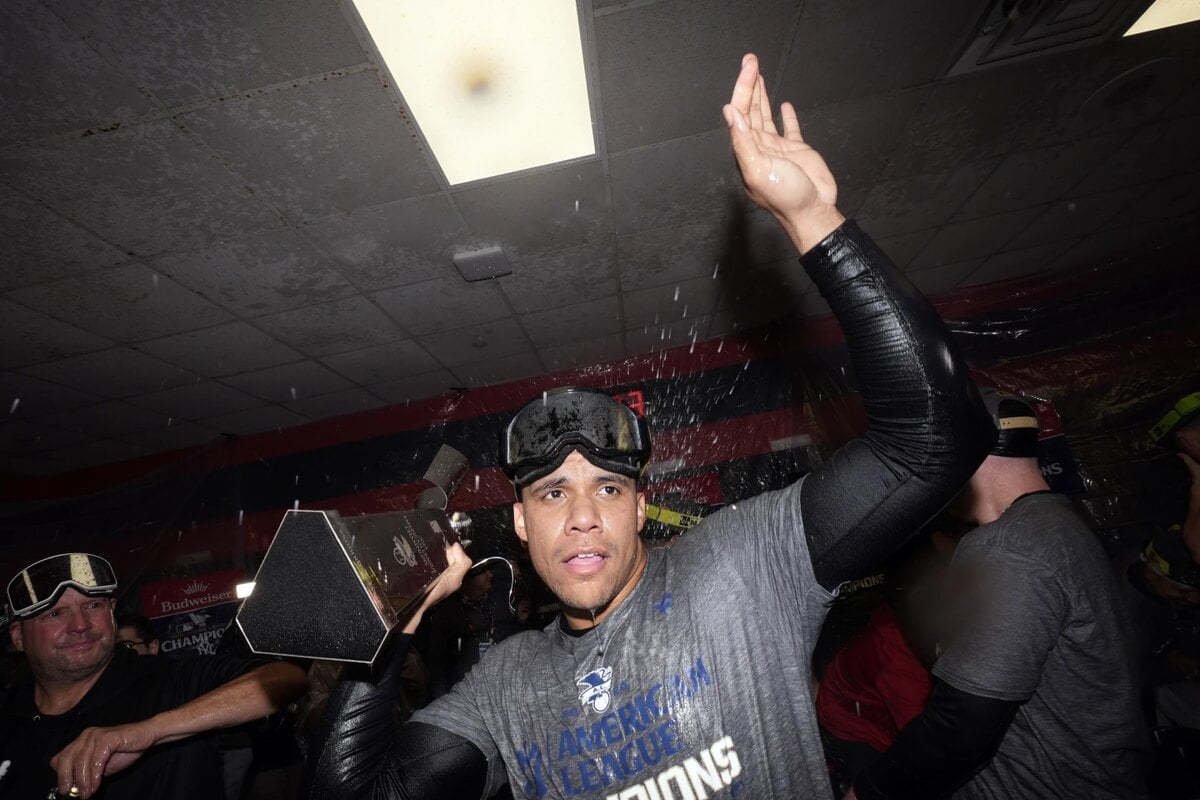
left=1, top=552, right=307, bottom=799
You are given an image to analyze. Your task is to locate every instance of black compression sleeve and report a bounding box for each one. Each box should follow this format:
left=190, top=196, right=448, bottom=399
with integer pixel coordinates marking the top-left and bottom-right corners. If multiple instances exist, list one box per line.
left=303, top=633, right=490, bottom=800
left=855, top=681, right=1020, bottom=800
left=798, top=221, right=995, bottom=589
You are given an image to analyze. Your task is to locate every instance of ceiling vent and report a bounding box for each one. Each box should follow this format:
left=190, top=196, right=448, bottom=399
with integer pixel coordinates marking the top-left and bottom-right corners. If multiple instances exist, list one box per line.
left=948, top=0, right=1155, bottom=76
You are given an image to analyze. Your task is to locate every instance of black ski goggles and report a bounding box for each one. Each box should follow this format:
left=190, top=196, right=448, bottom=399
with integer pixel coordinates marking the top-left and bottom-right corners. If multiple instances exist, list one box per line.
left=6, top=553, right=118, bottom=620
left=500, top=387, right=652, bottom=489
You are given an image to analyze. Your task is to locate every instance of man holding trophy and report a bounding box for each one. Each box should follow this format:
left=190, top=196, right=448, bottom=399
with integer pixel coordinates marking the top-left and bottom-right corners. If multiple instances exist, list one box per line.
left=302, top=54, right=995, bottom=800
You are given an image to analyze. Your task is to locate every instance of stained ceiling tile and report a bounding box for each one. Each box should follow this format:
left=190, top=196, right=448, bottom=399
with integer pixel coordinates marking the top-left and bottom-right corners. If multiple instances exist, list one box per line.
left=452, top=352, right=544, bottom=389
left=184, top=71, right=439, bottom=220
left=0, top=188, right=128, bottom=289
left=499, top=238, right=618, bottom=315
left=253, top=295, right=406, bottom=357
left=0, top=0, right=155, bottom=144
left=521, top=296, right=622, bottom=348
left=129, top=381, right=265, bottom=419
left=622, top=276, right=721, bottom=328
left=49, top=0, right=367, bottom=107
left=372, top=276, right=511, bottom=337
left=21, top=347, right=198, bottom=398
left=617, top=214, right=732, bottom=292
left=285, top=387, right=387, bottom=419
left=303, top=196, right=467, bottom=292
left=201, top=404, right=310, bottom=436
left=152, top=226, right=355, bottom=317
left=0, top=119, right=278, bottom=257
left=595, top=0, right=796, bottom=152
left=418, top=317, right=530, bottom=368
left=538, top=334, right=627, bottom=374
left=137, top=321, right=302, bottom=377
left=452, top=160, right=610, bottom=256
left=8, top=263, right=234, bottom=342
left=609, top=131, right=741, bottom=235
left=321, top=340, right=442, bottom=386
left=910, top=206, right=1048, bottom=270
left=221, top=360, right=353, bottom=403
left=857, top=160, right=1001, bottom=240
left=0, top=300, right=111, bottom=368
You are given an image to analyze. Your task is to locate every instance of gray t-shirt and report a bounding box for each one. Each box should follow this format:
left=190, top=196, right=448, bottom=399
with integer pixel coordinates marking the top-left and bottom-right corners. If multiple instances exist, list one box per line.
left=933, top=492, right=1148, bottom=799
left=413, top=482, right=835, bottom=799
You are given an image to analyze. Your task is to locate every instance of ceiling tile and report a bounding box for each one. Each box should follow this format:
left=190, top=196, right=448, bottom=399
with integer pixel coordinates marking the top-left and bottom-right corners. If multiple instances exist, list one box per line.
left=1069, top=114, right=1200, bottom=196
left=910, top=206, right=1048, bottom=270
left=254, top=295, right=406, bottom=357
left=8, top=263, right=234, bottom=342
left=452, top=160, right=610, bottom=256
left=137, top=322, right=302, bottom=377
left=451, top=352, right=543, bottom=389
left=0, top=0, right=155, bottom=144
left=0, top=372, right=102, bottom=418
left=372, top=276, right=511, bottom=337
left=418, top=317, right=530, bottom=368
left=0, top=300, right=111, bottom=368
left=0, top=119, right=278, bottom=257
left=595, top=0, right=795, bottom=152
left=954, top=133, right=1127, bottom=220
left=905, top=259, right=987, bottom=297
left=0, top=187, right=129, bottom=289
left=49, top=0, right=367, bottom=107
left=285, top=387, right=386, bottom=418
left=966, top=241, right=1077, bottom=287
left=42, top=439, right=155, bottom=469
left=129, top=381, right=265, bottom=419
left=622, top=277, right=721, bottom=328
left=200, top=404, right=309, bottom=437
left=782, top=0, right=985, bottom=108
left=369, top=370, right=460, bottom=404
left=321, top=340, right=441, bottom=386
left=1049, top=217, right=1188, bottom=273
left=21, top=347, right=198, bottom=398
left=36, top=400, right=170, bottom=437
left=877, top=230, right=938, bottom=270
left=184, top=70, right=439, bottom=220
left=221, top=361, right=353, bottom=404
left=857, top=160, right=1000, bottom=239
left=609, top=131, right=742, bottom=235
left=499, top=238, right=619, bottom=315
left=1116, top=171, right=1200, bottom=228
left=303, top=196, right=467, bottom=292
left=152, top=226, right=355, bottom=317
left=712, top=257, right=812, bottom=327
left=0, top=420, right=90, bottom=454
left=538, top=334, right=627, bottom=373
left=521, top=296, right=622, bottom=348
left=624, top=316, right=712, bottom=355
left=117, top=421, right=222, bottom=452
left=617, top=214, right=734, bottom=292
left=1005, top=190, right=1132, bottom=250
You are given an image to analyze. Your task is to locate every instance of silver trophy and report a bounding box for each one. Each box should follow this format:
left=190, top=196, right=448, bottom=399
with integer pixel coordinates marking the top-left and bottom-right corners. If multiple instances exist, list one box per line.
left=236, top=445, right=471, bottom=665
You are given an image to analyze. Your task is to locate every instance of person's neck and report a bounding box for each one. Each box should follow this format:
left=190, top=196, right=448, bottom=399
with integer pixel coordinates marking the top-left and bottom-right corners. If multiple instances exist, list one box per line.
left=33, top=661, right=109, bottom=716
left=975, top=471, right=1051, bottom=525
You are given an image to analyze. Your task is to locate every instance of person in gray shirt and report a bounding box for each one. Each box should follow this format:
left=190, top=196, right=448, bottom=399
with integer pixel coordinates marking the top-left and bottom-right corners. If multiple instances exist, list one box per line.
left=854, top=389, right=1148, bottom=799
left=303, top=53, right=995, bottom=800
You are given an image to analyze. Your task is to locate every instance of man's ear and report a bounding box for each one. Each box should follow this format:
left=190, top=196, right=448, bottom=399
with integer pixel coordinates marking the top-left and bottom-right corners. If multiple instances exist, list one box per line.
left=513, top=501, right=529, bottom=545
left=636, top=491, right=647, bottom=533
left=9, top=620, right=24, bottom=653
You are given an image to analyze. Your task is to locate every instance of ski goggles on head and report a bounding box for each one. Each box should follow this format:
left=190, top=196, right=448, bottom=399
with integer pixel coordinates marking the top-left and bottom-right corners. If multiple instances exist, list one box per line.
left=1150, top=392, right=1200, bottom=444
left=6, top=553, right=118, bottom=620
left=500, top=387, right=652, bottom=489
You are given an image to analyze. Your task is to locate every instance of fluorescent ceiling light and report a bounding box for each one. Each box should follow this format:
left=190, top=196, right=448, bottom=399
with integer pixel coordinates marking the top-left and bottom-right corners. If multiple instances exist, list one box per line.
left=1124, top=0, right=1200, bottom=36
left=351, top=0, right=595, bottom=185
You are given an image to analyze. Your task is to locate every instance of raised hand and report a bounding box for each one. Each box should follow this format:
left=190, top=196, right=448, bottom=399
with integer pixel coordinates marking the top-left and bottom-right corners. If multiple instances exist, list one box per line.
left=723, top=53, right=844, bottom=253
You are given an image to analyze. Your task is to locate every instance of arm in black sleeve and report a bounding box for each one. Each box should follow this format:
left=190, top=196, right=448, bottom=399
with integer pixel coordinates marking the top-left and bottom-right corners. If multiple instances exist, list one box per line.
left=798, top=221, right=995, bottom=589
left=854, top=681, right=1020, bottom=800
left=303, top=633, right=489, bottom=800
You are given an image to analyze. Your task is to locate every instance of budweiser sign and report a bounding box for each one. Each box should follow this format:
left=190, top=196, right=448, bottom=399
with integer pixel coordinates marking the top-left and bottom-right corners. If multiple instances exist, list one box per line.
left=141, top=569, right=244, bottom=619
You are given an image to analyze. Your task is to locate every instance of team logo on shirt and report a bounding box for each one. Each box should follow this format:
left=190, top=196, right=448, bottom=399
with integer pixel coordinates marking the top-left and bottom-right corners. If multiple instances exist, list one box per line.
left=575, top=667, right=614, bottom=713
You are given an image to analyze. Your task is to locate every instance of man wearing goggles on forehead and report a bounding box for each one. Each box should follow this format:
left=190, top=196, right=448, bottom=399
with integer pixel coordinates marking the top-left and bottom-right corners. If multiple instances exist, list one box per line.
left=306, top=54, right=994, bottom=800
left=1, top=552, right=307, bottom=800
